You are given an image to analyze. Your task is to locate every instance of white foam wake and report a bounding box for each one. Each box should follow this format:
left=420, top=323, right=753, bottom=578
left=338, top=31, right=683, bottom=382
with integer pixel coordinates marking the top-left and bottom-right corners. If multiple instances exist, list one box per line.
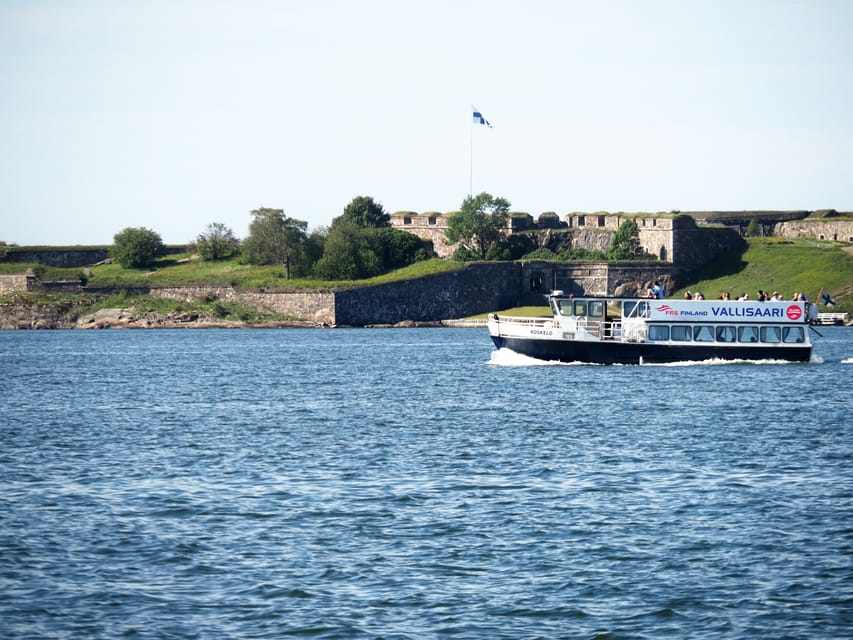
left=487, top=348, right=591, bottom=367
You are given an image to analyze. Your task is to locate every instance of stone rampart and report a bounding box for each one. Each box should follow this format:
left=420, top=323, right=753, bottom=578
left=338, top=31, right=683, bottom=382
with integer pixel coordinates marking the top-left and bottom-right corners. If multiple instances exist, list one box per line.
left=390, top=212, right=454, bottom=257
left=334, top=263, right=521, bottom=325
left=519, top=262, right=682, bottom=299
left=2, top=248, right=109, bottom=267
left=672, top=220, right=745, bottom=266
left=146, top=287, right=336, bottom=325
left=775, top=220, right=853, bottom=243
left=0, top=274, right=35, bottom=294
left=1, top=246, right=189, bottom=268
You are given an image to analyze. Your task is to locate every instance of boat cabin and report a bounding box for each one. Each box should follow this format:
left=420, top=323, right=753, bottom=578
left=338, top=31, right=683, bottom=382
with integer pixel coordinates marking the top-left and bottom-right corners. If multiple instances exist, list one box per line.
left=547, top=295, right=811, bottom=346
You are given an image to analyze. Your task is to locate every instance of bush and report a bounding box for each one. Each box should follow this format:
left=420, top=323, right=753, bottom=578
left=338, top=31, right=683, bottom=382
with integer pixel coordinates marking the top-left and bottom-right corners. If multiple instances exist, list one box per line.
left=196, top=222, right=240, bottom=260
left=451, top=246, right=481, bottom=262
left=608, top=219, right=646, bottom=260
left=111, top=227, right=165, bottom=268
left=745, top=219, right=761, bottom=238
left=522, top=248, right=558, bottom=261
left=558, top=247, right=607, bottom=261
left=312, top=225, right=429, bottom=280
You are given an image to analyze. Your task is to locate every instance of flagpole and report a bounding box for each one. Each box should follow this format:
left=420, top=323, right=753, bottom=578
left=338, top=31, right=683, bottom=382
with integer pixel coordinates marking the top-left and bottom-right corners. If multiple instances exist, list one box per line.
left=469, top=118, right=473, bottom=196
left=469, top=103, right=475, bottom=196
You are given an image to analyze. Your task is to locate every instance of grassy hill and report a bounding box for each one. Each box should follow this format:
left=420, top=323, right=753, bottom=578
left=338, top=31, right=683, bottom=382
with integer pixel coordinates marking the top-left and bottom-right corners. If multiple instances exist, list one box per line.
left=669, top=237, right=853, bottom=313
left=2, top=237, right=851, bottom=321
left=0, top=255, right=463, bottom=291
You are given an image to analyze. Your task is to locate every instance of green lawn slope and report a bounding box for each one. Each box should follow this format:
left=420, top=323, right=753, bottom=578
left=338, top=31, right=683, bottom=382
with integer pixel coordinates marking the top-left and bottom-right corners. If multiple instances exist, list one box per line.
left=670, top=237, right=853, bottom=313
left=2, top=237, right=851, bottom=321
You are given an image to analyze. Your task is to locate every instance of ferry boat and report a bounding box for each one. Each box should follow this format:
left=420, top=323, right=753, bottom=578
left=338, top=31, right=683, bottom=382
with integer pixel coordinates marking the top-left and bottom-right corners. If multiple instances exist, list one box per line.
left=488, top=292, right=816, bottom=364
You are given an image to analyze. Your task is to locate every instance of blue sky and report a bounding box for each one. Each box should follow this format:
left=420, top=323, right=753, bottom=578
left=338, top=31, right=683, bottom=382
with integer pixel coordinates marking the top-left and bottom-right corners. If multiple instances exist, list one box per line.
left=2, top=0, right=852, bottom=245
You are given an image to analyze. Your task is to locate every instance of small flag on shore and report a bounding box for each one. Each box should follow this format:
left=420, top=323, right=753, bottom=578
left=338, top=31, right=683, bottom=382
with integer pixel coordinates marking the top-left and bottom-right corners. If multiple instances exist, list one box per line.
left=472, top=106, right=492, bottom=127
left=821, top=291, right=836, bottom=306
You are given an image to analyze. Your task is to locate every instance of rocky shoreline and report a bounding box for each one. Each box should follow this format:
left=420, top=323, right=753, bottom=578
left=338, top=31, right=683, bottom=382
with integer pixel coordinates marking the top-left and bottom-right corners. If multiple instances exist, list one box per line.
left=0, top=305, right=484, bottom=330
left=0, top=306, right=320, bottom=330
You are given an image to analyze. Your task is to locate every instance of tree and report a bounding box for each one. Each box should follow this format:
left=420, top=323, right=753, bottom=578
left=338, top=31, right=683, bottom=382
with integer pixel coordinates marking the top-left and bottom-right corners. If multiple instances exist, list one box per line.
left=312, top=222, right=430, bottom=281
left=196, top=222, right=239, bottom=261
left=111, top=227, right=165, bottom=268
left=608, top=219, right=645, bottom=260
left=745, top=219, right=760, bottom=237
left=312, top=222, right=382, bottom=280
left=445, top=192, right=511, bottom=260
left=371, top=227, right=431, bottom=270
left=242, top=207, right=308, bottom=277
left=333, top=196, right=390, bottom=229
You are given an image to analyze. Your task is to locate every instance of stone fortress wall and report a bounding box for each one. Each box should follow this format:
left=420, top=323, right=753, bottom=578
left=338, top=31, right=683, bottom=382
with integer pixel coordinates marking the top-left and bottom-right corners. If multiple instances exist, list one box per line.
left=390, top=209, right=853, bottom=264
left=2, top=210, right=850, bottom=326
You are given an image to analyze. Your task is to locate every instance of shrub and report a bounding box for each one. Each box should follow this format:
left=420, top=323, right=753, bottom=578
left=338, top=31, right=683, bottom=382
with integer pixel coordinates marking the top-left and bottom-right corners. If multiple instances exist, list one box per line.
left=111, top=227, right=165, bottom=268
left=196, top=223, right=240, bottom=260
left=522, top=248, right=558, bottom=260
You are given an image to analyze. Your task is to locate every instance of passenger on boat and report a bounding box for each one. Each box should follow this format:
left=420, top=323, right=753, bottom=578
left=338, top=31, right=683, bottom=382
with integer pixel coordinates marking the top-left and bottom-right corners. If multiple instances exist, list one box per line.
left=652, top=281, right=664, bottom=299
left=720, top=291, right=731, bottom=300
left=757, top=290, right=767, bottom=301
left=694, top=292, right=705, bottom=300
left=771, top=291, right=782, bottom=301
left=684, top=291, right=693, bottom=300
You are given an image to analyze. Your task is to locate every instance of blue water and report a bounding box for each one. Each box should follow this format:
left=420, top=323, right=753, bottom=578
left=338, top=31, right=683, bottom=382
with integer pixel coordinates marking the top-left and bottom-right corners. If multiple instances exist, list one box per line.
left=1, top=327, right=851, bottom=639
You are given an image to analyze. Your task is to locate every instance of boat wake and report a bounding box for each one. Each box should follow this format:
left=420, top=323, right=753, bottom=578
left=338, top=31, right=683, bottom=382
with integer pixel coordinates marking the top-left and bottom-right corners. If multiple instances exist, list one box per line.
left=488, top=348, right=595, bottom=367
left=489, top=349, right=820, bottom=367
left=642, top=357, right=806, bottom=367
left=842, top=357, right=853, bottom=364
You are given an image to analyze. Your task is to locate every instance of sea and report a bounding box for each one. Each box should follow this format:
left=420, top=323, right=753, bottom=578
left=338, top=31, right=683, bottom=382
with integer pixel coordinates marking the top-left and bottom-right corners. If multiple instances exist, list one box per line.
left=1, top=326, right=851, bottom=639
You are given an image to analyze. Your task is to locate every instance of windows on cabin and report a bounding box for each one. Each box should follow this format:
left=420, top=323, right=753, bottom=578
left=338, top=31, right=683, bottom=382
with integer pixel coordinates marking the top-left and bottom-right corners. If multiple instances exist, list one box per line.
left=645, top=323, right=803, bottom=345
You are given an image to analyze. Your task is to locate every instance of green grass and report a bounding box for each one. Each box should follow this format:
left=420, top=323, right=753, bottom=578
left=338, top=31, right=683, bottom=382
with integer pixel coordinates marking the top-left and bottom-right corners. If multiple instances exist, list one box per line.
left=4, top=238, right=851, bottom=318
left=671, top=237, right=853, bottom=313
left=2, top=290, right=300, bottom=324
left=468, top=305, right=551, bottom=320
left=0, top=262, right=88, bottom=281
left=0, top=257, right=467, bottom=323
left=83, top=255, right=463, bottom=290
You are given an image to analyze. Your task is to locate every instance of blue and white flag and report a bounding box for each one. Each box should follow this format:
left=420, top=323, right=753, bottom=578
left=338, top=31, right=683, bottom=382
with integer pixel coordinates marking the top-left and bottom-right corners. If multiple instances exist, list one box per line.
left=821, top=291, right=836, bottom=306
left=472, top=105, right=492, bottom=127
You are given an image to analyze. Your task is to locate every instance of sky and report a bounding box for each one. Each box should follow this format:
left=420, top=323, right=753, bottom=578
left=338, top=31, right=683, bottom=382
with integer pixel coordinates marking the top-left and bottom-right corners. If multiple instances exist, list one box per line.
left=2, top=0, right=852, bottom=245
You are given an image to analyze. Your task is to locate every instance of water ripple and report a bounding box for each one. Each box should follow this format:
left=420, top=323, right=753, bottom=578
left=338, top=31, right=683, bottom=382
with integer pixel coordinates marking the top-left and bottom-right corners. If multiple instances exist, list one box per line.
left=0, top=327, right=851, bottom=638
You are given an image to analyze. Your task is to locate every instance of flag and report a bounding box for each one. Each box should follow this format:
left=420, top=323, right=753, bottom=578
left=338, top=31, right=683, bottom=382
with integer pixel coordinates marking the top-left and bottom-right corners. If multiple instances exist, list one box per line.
left=821, top=291, right=836, bottom=306
left=472, top=105, right=492, bottom=127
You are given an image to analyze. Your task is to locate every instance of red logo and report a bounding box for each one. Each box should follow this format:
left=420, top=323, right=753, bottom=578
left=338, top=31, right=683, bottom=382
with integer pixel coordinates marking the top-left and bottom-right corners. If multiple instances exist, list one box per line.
left=655, top=305, right=678, bottom=316
left=786, top=305, right=802, bottom=321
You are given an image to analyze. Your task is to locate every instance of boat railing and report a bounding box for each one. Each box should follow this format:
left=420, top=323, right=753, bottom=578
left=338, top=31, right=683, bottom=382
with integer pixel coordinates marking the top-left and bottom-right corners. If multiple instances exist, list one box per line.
left=578, top=318, right=624, bottom=340
left=491, top=314, right=630, bottom=342
left=491, top=314, right=551, bottom=326
left=603, top=321, right=622, bottom=340
left=621, top=318, right=648, bottom=342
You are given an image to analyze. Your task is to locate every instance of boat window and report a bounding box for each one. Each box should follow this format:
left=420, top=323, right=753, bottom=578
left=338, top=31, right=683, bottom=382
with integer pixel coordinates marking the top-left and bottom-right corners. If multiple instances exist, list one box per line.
left=738, top=326, right=759, bottom=343
left=622, top=301, right=649, bottom=318
left=588, top=301, right=605, bottom=318
left=716, top=326, right=737, bottom=343
left=693, top=325, right=715, bottom=342
left=648, top=325, right=670, bottom=341
left=760, top=326, right=781, bottom=343
left=573, top=301, right=587, bottom=316
left=558, top=300, right=573, bottom=315
left=782, top=326, right=805, bottom=343
left=671, top=325, right=692, bottom=341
